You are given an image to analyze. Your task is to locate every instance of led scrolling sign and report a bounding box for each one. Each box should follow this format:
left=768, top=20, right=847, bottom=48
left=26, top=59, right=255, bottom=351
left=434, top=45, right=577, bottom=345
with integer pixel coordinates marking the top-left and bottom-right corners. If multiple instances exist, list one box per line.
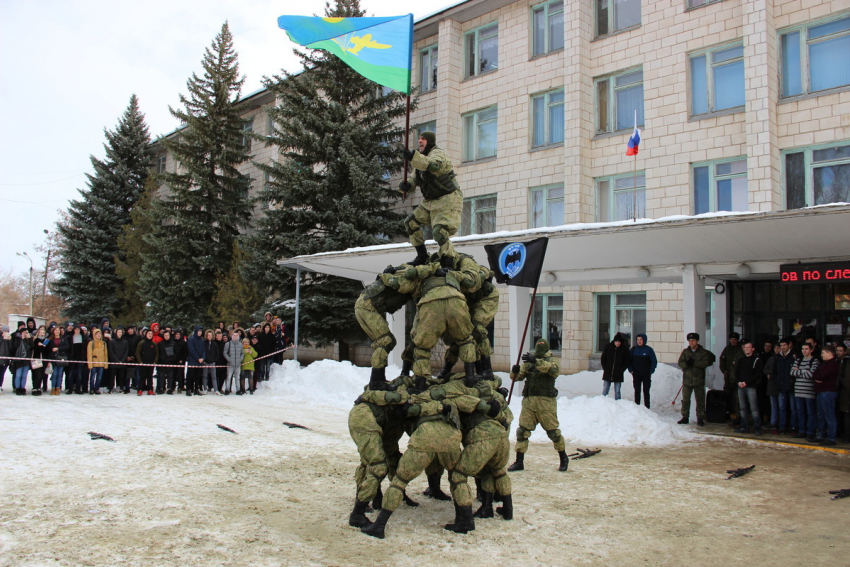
left=780, top=261, right=850, bottom=284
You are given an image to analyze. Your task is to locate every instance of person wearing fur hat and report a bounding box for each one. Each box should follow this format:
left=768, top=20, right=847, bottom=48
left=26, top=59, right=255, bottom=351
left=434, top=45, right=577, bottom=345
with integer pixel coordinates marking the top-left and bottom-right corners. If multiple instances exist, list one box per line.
left=398, top=131, right=462, bottom=267
left=677, top=332, right=716, bottom=426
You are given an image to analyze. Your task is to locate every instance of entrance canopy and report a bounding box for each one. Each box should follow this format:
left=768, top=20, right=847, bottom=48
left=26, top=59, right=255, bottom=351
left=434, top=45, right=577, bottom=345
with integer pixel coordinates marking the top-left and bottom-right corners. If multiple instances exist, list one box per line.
left=278, top=204, right=850, bottom=286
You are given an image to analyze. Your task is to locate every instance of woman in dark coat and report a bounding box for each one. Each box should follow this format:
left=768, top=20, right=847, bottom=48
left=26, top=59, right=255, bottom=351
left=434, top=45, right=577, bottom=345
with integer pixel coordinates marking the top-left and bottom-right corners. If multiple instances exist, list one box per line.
left=157, top=329, right=178, bottom=394
left=173, top=329, right=187, bottom=392
left=31, top=327, right=49, bottom=395
left=135, top=329, right=159, bottom=395
left=108, top=327, right=131, bottom=394
left=68, top=326, right=87, bottom=394
left=257, top=323, right=276, bottom=382
left=45, top=325, right=70, bottom=395
left=601, top=332, right=631, bottom=400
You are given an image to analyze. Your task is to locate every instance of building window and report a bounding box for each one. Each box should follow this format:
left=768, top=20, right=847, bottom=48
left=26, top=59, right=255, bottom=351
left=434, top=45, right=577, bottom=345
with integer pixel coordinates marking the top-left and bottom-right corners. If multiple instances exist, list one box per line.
left=465, top=23, right=498, bottom=77
left=532, top=1, right=564, bottom=57
left=595, top=292, right=646, bottom=352
left=266, top=112, right=275, bottom=138
left=781, top=15, right=850, bottom=98
left=530, top=185, right=564, bottom=228
left=532, top=89, right=565, bottom=148
left=691, top=43, right=745, bottom=116
left=595, top=0, right=641, bottom=38
left=261, top=171, right=271, bottom=210
left=415, top=121, right=436, bottom=141
left=531, top=294, right=563, bottom=351
left=693, top=158, right=748, bottom=214
left=784, top=142, right=850, bottom=209
left=461, top=194, right=497, bottom=236
left=242, top=120, right=253, bottom=151
left=596, top=69, right=644, bottom=133
left=239, top=175, right=251, bottom=200
left=596, top=172, right=645, bottom=222
left=687, top=0, right=722, bottom=8
left=462, top=106, right=497, bottom=162
left=155, top=156, right=167, bottom=174
left=420, top=45, right=438, bottom=93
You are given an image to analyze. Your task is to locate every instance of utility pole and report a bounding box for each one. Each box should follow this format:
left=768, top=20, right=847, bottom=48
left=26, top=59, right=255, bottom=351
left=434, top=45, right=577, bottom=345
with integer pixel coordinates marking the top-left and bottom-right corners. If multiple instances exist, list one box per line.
left=41, top=229, right=50, bottom=316
left=16, top=251, right=33, bottom=317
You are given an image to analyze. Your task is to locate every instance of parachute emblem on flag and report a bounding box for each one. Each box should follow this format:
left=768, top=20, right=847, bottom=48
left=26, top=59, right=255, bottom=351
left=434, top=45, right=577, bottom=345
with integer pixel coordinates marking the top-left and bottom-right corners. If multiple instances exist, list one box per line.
left=499, top=243, right=527, bottom=279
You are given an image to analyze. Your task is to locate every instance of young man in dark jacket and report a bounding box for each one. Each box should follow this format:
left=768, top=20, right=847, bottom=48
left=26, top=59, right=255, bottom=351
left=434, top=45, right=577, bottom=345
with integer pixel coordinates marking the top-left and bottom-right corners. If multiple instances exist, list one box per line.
left=125, top=325, right=141, bottom=391
left=158, top=329, right=178, bottom=394
left=600, top=333, right=630, bottom=400
left=734, top=340, right=764, bottom=435
left=764, top=338, right=796, bottom=434
left=108, top=327, right=131, bottom=394
left=628, top=333, right=657, bottom=408
left=173, top=329, right=187, bottom=392
left=186, top=326, right=205, bottom=396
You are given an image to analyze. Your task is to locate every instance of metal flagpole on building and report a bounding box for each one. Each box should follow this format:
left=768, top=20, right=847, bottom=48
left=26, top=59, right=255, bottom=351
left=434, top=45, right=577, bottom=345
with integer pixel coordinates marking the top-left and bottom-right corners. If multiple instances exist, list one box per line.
left=633, top=110, right=638, bottom=222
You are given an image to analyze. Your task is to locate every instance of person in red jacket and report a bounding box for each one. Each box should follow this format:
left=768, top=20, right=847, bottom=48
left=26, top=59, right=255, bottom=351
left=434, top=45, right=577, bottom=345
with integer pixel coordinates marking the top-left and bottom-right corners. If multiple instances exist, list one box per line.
left=813, top=345, right=840, bottom=445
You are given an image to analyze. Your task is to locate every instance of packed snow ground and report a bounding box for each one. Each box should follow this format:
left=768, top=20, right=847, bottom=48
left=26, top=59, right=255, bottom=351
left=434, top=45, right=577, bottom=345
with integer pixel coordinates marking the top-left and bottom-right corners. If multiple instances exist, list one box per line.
left=263, top=359, right=694, bottom=447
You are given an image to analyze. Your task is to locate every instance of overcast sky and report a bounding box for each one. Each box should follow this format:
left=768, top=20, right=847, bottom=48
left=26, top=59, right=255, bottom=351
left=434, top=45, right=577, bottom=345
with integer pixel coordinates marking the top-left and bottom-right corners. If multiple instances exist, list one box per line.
left=0, top=0, right=451, bottom=276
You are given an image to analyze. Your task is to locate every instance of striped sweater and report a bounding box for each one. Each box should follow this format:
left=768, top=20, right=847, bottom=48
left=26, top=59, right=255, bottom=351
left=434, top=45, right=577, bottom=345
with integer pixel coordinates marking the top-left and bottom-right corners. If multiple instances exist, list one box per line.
left=791, top=357, right=819, bottom=399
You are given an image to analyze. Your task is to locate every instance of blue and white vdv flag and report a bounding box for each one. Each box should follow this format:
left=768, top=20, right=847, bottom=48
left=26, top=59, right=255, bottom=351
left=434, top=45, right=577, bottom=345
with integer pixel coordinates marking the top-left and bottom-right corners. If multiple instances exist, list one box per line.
left=484, top=237, right=549, bottom=288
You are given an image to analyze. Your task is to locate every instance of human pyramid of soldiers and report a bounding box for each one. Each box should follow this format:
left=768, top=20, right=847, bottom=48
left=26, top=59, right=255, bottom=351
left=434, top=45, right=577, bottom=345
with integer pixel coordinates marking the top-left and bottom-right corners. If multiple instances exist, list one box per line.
left=347, top=132, right=567, bottom=539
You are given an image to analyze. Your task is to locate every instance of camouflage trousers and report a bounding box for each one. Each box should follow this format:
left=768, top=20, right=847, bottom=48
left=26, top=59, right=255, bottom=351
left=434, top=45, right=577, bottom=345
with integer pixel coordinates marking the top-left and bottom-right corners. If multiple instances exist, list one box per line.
left=349, top=405, right=387, bottom=504
left=681, top=382, right=706, bottom=419
left=479, top=437, right=512, bottom=495
left=454, top=435, right=512, bottom=498
left=408, top=189, right=462, bottom=259
left=515, top=396, right=565, bottom=453
left=354, top=297, right=394, bottom=369
left=411, top=297, right=475, bottom=378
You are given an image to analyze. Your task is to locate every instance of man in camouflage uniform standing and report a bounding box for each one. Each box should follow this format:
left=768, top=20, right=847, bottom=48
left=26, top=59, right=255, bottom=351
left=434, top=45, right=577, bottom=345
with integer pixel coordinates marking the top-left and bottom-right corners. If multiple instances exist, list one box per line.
left=677, top=332, right=716, bottom=426
left=508, top=338, right=569, bottom=472
left=719, top=331, right=745, bottom=422
left=399, top=132, right=462, bottom=267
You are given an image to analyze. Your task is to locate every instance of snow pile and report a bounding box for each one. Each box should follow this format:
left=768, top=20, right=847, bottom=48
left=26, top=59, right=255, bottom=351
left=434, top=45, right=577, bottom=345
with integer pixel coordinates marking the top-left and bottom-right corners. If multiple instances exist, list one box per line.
left=262, top=360, right=694, bottom=447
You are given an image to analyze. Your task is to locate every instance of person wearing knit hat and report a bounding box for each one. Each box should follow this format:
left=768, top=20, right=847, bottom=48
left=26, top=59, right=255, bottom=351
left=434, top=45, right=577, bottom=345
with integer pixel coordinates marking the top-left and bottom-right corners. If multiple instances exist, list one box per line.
left=398, top=131, right=462, bottom=268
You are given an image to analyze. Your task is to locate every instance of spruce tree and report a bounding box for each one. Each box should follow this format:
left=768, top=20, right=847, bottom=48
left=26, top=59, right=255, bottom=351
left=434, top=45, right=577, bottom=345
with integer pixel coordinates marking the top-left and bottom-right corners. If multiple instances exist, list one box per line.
left=54, top=95, right=152, bottom=322
left=243, top=0, right=409, bottom=350
left=139, top=22, right=251, bottom=327
left=114, top=176, right=158, bottom=326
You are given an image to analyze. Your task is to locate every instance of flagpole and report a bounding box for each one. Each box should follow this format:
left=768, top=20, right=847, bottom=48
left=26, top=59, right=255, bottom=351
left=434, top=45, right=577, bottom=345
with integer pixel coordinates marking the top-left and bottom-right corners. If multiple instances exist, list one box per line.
left=402, top=94, right=411, bottom=199
left=507, top=286, right=538, bottom=404
left=632, top=110, right=637, bottom=222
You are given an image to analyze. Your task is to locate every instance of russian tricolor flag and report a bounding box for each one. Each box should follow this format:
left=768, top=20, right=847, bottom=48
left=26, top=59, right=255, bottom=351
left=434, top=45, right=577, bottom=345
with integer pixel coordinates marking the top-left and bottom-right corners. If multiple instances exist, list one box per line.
left=626, top=111, right=641, bottom=156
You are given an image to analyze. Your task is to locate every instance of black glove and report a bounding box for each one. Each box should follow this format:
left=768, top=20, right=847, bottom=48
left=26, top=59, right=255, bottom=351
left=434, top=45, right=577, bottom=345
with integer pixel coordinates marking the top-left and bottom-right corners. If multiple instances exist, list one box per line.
left=402, top=148, right=416, bottom=161
left=399, top=180, right=411, bottom=193
left=511, top=364, right=521, bottom=375
left=434, top=268, right=448, bottom=277
left=441, top=403, right=452, bottom=415
left=486, top=399, right=501, bottom=418
left=383, top=265, right=396, bottom=274
left=521, top=353, right=536, bottom=365
left=496, top=387, right=509, bottom=397
left=686, top=358, right=695, bottom=367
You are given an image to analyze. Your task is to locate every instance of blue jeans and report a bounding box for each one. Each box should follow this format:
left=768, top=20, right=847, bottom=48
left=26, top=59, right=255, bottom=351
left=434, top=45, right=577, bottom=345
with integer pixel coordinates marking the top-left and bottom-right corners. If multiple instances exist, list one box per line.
left=777, top=391, right=796, bottom=432
left=602, top=380, right=622, bottom=400
left=795, top=396, right=817, bottom=436
left=14, top=366, right=29, bottom=389
left=769, top=395, right=779, bottom=427
left=816, top=392, right=838, bottom=442
left=737, top=387, right=760, bottom=429
left=51, top=365, right=65, bottom=389
left=89, top=367, right=104, bottom=391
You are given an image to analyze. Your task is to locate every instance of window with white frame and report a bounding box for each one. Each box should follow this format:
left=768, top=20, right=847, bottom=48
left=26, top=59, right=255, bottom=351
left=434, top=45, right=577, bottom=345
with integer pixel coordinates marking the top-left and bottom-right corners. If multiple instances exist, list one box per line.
left=596, top=69, right=644, bottom=133
left=784, top=142, right=850, bottom=209
left=242, top=120, right=253, bottom=151
left=595, top=292, right=646, bottom=352
left=596, top=172, right=645, bottom=222
left=530, top=185, right=564, bottom=228
left=532, top=89, right=565, bottom=148
left=693, top=158, right=748, bottom=214
left=781, top=15, right=850, bottom=98
left=261, top=171, right=271, bottom=210
left=155, top=156, right=167, bottom=174
left=239, top=175, right=251, bottom=200
left=532, top=1, right=564, bottom=57
left=420, top=45, right=438, bottom=93
left=415, top=121, right=436, bottom=141
left=531, top=294, right=563, bottom=351
left=461, top=194, right=497, bottom=236
left=595, top=0, right=641, bottom=38
left=462, top=106, right=497, bottom=162
left=691, top=43, right=745, bottom=116
left=465, top=23, right=498, bottom=77
left=266, top=112, right=274, bottom=138
left=687, top=0, right=723, bottom=9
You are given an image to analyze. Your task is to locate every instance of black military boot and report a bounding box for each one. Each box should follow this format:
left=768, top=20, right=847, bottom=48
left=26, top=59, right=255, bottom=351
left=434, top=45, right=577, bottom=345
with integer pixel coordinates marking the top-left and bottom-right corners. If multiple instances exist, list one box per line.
left=368, top=367, right=389, bottom=391
left=348, top=499, right=371, bottom=528
left=473, top=491, right=494, bottom=518
left=475, top=478, right=483, bottom=502
left=677, top=417, right=689, bottom=425
left=400, top=359, right=413, bottom=377
left=371, top=485, right=383, bottom=511
left=496, top=494, right=513, bottom=520
left=361, top=509, right=392, bottom=539
left=423, top=473, right=452, bottom=500
left=463, top=361, right=479, bottom=387
left=558, top=450, right=570, bottom=472
left=410, top=245, right=428, bottom=266
left=435, top=358, right=455, bottom=382
left=444, top=505, right=475, bottom=534
left=507, top=452, right=524, bottom=471
left=479, top=356, right=494, bottom=379
left=402, top=490, right=419, bottom=507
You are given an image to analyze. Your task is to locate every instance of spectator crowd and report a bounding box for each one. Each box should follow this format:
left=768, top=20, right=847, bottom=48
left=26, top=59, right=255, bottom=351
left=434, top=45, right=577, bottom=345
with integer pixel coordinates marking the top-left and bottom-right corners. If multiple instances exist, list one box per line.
left=0, top=313, right=292, bottom=398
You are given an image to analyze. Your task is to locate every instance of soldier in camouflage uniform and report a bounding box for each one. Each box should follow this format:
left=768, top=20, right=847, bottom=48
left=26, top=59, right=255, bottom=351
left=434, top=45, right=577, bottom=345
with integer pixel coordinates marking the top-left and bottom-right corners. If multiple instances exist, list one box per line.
left=399, top=132, right=462, bottom=267
left=354, top=266, right=413, bottom=390
left=507, top=338, right=570, bottom=472
left=677, top=332, right=716, bottom=426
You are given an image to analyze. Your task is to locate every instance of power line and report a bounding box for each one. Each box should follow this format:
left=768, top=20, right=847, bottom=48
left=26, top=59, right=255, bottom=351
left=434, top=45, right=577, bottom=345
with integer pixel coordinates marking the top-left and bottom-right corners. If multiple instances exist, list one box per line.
left=0, top=173, right=85, bottom=187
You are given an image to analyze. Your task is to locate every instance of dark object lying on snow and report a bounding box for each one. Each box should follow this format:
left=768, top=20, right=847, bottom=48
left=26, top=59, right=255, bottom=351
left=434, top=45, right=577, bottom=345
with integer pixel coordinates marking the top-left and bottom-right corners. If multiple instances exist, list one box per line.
left=88, top=431, right=116, bottom=442
left=725, top=465, right=755, bottom=480
left=567, top=448, right=601, bottom=460
left=217, top=424, right=238, bottom=434
left=283, top=422, right=311, bottom=430
left=829, top=488, right=850, bottom=500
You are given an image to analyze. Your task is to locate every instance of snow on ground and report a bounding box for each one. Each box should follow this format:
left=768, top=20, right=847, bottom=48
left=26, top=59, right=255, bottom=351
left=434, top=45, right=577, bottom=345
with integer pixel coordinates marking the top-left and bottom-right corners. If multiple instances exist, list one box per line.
left=257, top=359, right=693, bottom=447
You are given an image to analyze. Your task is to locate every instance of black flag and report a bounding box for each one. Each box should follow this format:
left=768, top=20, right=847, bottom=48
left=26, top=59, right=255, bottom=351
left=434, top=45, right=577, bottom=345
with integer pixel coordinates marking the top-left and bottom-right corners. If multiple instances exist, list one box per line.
left=484, top=237, right=548, bottom=288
